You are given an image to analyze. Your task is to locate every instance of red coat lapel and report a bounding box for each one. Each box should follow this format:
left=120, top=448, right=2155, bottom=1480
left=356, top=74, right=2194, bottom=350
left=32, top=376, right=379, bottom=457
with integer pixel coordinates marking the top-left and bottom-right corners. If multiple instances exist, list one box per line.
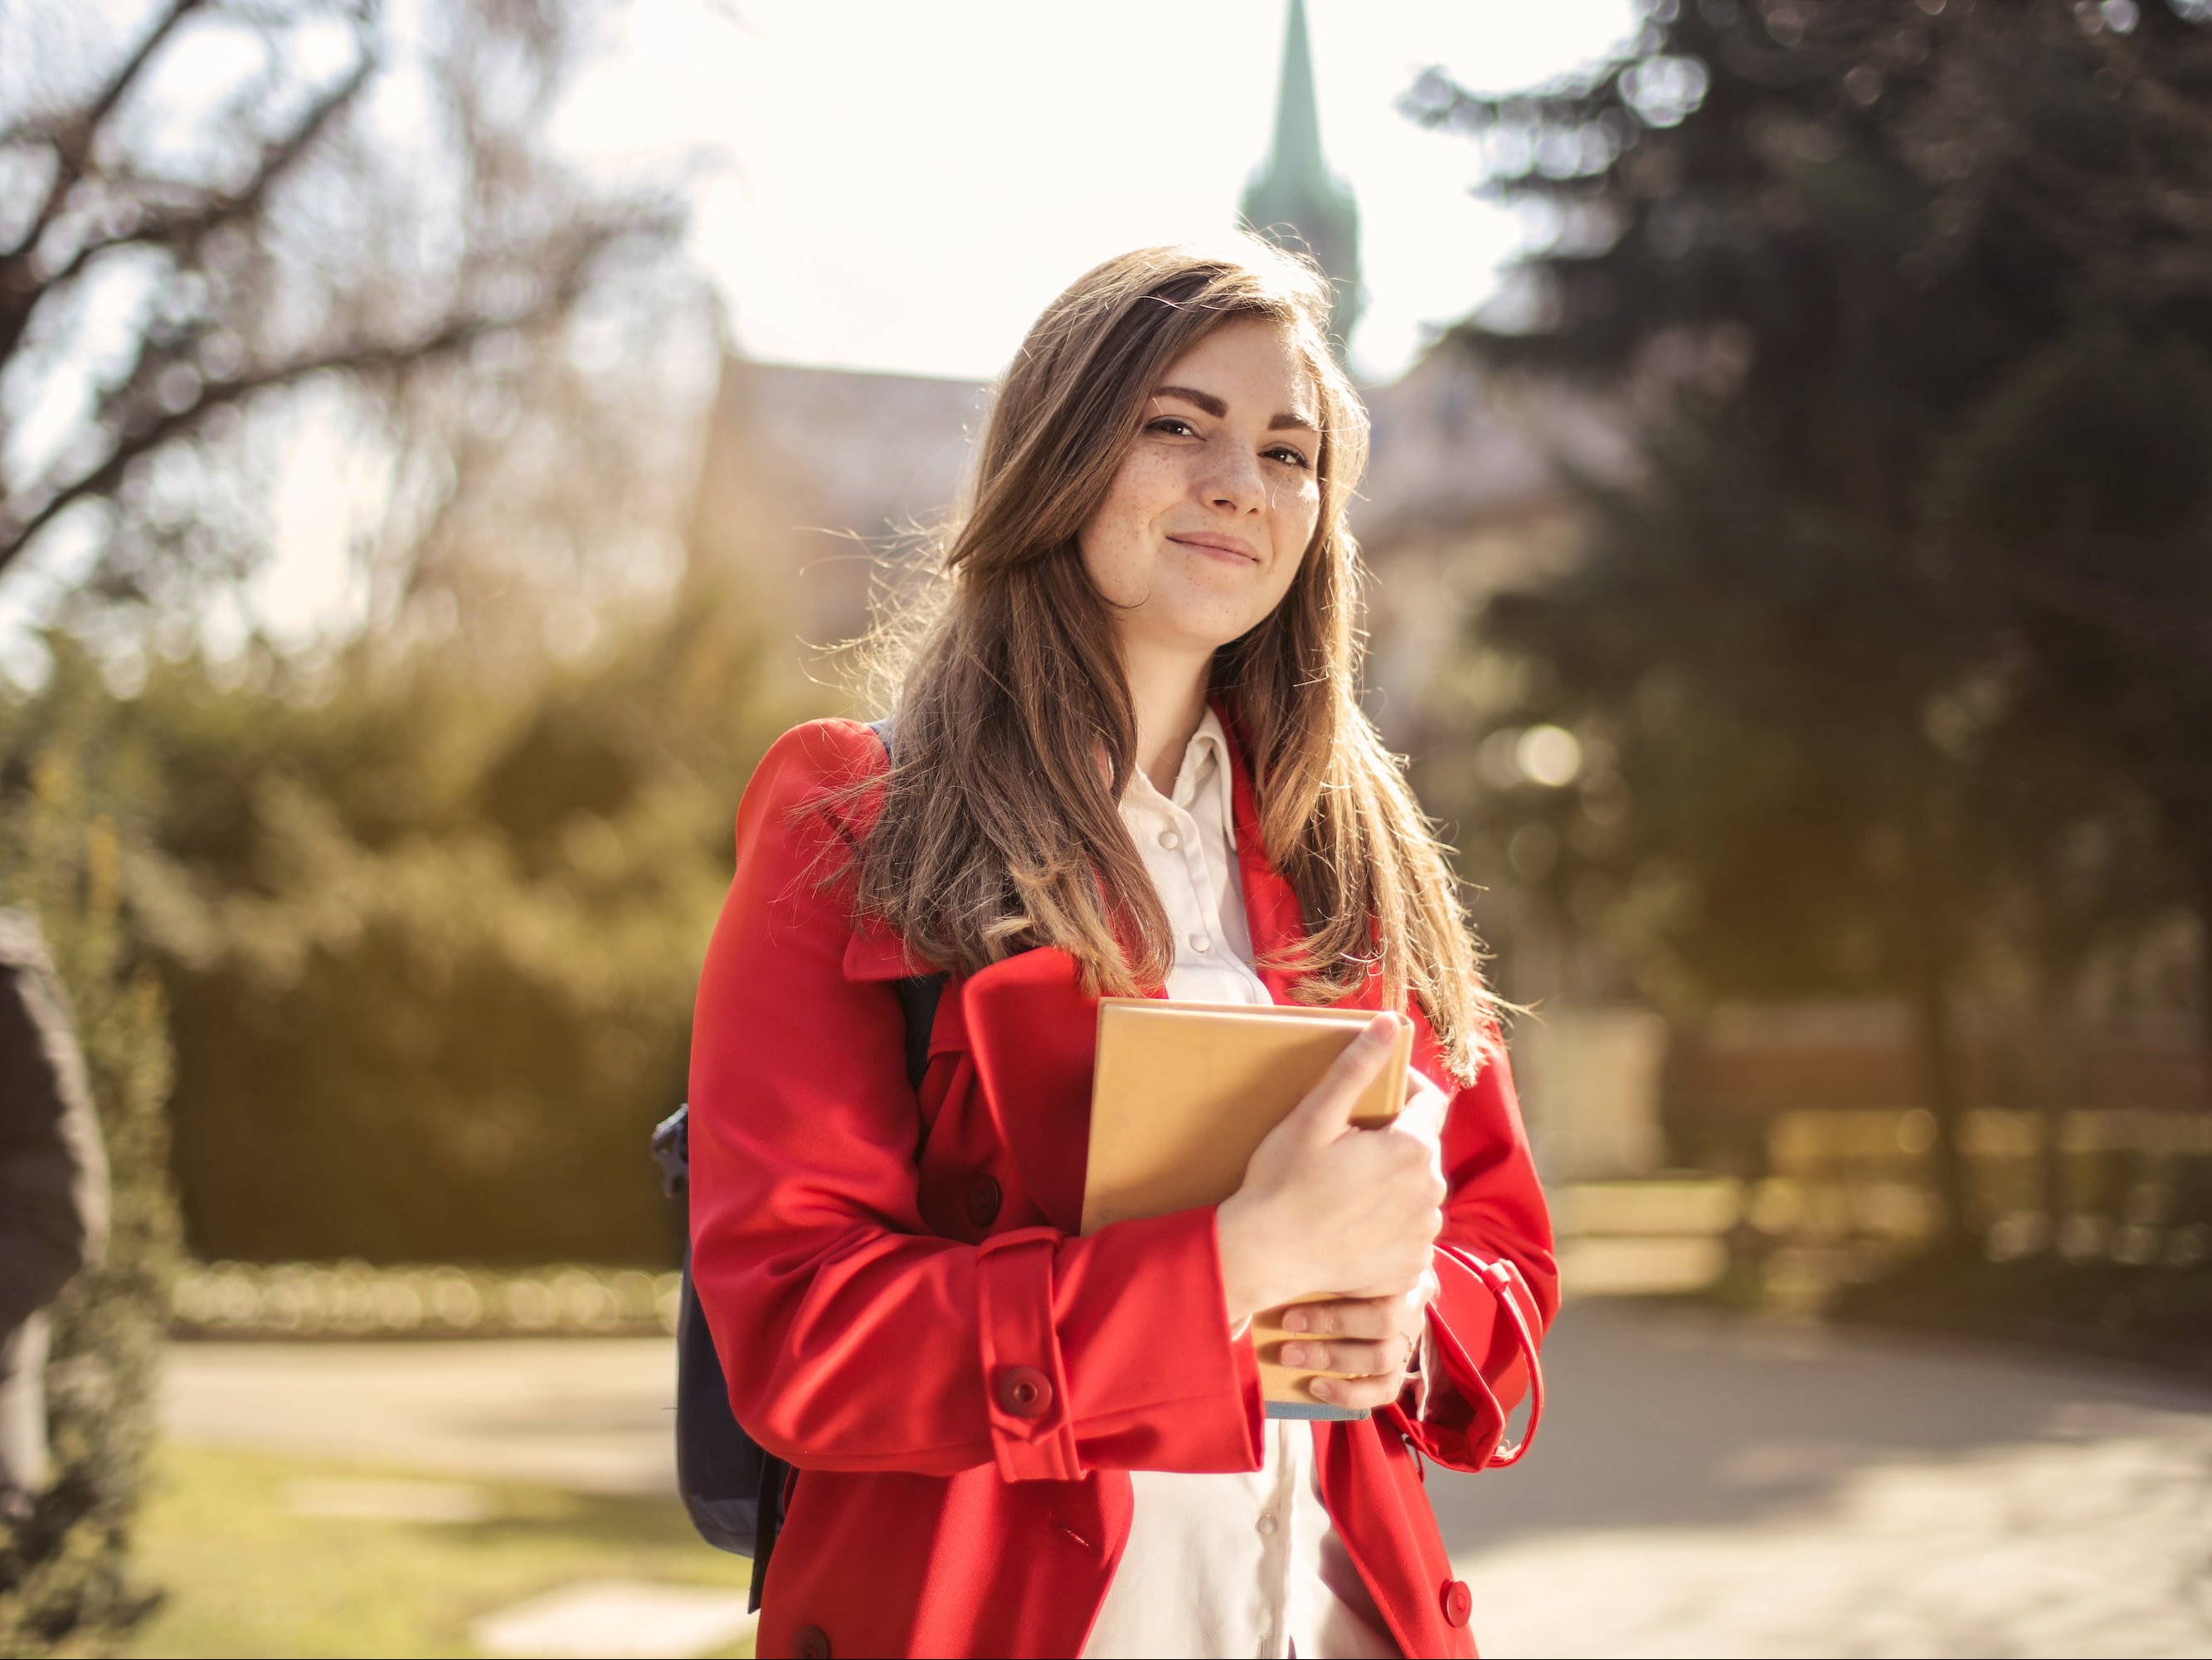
left=956, top=948, right=1097, bottom=1234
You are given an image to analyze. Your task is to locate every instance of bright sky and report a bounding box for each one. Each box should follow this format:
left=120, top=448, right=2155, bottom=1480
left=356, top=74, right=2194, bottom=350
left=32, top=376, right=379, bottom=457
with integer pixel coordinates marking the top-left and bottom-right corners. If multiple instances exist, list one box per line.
left=554, top=0, right=1641, bottom=385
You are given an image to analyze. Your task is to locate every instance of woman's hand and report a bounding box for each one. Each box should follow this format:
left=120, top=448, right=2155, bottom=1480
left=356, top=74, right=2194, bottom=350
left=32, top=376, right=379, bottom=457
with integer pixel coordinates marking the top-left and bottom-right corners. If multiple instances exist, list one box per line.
left=1278, top=1267, right=1440, bottom=1409
left=1216, top=1013, right=1448, bottom=1330
left=1272, top=1065, right=1450, bottom=1407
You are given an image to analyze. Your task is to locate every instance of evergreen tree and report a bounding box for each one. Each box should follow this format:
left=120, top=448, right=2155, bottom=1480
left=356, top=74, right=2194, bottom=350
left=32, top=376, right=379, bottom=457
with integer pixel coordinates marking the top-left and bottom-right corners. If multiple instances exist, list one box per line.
left=1410, top=0, right=2212, bottom=1235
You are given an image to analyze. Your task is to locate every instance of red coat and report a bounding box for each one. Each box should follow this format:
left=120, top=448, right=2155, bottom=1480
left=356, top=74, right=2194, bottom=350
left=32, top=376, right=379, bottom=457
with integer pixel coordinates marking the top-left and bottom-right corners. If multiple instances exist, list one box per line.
left=688, top=717, right=1558, bottom=1660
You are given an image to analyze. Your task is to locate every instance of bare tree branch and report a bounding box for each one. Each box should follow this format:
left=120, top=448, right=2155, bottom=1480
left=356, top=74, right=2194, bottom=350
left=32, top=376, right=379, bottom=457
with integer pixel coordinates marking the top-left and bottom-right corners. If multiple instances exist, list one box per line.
left=0, top=0, right=208, bottom=265
left=23, top=45, right=376, bottom=314
left=0, top=214, right=649, bottom=578
left=0, top=0, right=698, bottom=652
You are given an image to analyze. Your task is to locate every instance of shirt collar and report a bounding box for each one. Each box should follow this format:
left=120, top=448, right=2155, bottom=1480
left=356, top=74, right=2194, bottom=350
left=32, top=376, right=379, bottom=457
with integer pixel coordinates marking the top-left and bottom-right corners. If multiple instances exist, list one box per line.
left=1122, top=706, right=1233, bottom=827
left=1174, top=707, right=1234, bottom=830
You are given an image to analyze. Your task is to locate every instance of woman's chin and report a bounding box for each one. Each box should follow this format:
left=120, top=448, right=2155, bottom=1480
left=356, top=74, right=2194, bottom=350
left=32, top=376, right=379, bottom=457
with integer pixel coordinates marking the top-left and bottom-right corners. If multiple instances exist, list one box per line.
left=1140, top=579, right=1279, bottom=649
left=1132, top=601, right=1274, bottom=660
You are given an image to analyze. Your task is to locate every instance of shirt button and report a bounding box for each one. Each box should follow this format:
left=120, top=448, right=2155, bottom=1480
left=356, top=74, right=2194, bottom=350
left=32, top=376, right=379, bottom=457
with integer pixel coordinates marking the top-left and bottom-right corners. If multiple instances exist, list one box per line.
left=996, top=1365, right=1052, bottom=1419
left=1159, top=829, right=1180, bottom=849
left=1257, top=1513, right=1278, bottom=1536
left=795, top=1625, right=832, bottom=1658
left=1189, top=932, right=1211, bottom=953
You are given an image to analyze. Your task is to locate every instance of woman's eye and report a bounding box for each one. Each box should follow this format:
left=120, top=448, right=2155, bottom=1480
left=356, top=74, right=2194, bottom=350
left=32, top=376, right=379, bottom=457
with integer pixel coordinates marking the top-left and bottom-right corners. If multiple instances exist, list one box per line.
left=1148, top=416, right=1198, bottom=438
left=1268, top=446, right=1312, bottom=470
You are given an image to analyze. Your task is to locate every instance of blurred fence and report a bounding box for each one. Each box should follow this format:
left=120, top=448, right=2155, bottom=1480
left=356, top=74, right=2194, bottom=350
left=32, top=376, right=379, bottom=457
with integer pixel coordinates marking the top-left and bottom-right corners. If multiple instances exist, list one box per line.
left=1665, top=1006, right=2209, bottom=1162
left=1550, top=1088, right=2212, bottom=1380
left=1749, top=1107, right=2212, bottom=1292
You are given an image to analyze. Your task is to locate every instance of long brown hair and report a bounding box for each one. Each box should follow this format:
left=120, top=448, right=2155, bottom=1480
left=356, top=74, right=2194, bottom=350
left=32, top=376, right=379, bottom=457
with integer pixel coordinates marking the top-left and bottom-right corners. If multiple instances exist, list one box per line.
left=839, top=237, right=1499, bottom=1080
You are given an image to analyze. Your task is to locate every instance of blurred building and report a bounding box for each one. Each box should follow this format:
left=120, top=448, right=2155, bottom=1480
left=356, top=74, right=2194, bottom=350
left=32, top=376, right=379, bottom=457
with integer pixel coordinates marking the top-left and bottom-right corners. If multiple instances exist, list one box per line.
left=1356, top=347, right=1629, bottom=752
left=683, top=355, right=989, bottom=662
left=681, top=330, right=1619, bottom=703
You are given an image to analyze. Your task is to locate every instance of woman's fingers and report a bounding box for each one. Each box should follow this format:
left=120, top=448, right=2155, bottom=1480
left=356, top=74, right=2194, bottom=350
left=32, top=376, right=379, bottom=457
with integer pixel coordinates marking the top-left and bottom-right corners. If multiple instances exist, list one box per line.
left=1284, top=1012, right=1406, bottom=1149
left=1279, top=1274, right=1436, bottom=1337
left=1274, top=1301, right=1407, bottom=1336
left=1280, top=1295, right=1393, bottom=1339
left=1397, top=1068, right=1451, bottom=1148
left=1279, top=1283, right=1427, bottom=1384
left=1279, top=1336, right=1397, bottom=1375
left=1306, top=1365, right=1416, bottom=1410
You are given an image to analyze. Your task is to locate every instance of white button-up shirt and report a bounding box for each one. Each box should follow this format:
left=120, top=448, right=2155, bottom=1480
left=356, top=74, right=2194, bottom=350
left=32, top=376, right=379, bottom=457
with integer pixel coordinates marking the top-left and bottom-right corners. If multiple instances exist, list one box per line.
left=1079, top=708, right=1401, bottom=1660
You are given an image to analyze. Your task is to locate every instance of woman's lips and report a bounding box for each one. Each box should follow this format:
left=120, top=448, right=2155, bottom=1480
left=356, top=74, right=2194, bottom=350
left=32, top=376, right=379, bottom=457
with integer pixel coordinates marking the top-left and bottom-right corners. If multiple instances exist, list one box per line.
left=1166, top=533, right=1259, bottom=565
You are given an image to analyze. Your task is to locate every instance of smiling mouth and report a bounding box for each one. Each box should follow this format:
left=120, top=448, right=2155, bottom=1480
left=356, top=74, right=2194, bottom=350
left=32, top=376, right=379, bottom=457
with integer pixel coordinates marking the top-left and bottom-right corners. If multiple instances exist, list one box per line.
left=1167, top=533, right=1259, bottom=564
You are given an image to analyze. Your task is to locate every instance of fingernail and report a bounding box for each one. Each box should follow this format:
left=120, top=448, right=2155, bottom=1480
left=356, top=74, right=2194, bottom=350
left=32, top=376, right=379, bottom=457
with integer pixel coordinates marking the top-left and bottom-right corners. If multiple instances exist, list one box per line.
left=1310, top=1379, right=1335, bottom=1403
left=1281, top=1310, right=1308, bottom=1334
left=1281, top=1343, right=1310, bottom=1367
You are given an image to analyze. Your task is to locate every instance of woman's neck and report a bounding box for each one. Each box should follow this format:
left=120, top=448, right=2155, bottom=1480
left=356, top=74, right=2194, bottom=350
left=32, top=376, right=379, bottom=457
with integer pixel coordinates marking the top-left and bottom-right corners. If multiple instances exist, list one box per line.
left=1121, top=637, right=1213, bottom=796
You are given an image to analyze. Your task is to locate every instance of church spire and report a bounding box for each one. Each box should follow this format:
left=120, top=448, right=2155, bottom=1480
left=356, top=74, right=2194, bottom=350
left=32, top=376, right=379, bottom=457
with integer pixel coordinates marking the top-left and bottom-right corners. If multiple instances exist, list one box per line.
left=1240, top=0, right=1363, bottom=358
left=1271, top=0, right=1326, bottom=181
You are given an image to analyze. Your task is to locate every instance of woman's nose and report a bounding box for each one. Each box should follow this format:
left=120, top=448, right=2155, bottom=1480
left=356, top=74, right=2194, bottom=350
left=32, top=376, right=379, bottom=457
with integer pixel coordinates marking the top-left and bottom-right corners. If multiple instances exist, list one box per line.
left=1201, top=447, right=1265, bottom=514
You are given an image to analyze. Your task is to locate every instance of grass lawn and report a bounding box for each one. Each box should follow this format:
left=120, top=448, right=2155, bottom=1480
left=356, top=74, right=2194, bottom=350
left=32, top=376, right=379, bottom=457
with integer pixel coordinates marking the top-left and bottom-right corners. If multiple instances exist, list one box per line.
left=124, top=1443, right=756, bottom=1658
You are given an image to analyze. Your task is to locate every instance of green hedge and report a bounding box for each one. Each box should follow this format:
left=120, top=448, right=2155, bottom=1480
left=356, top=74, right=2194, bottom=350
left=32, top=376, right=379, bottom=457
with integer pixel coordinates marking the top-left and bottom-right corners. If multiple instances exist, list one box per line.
left=170, top=1260, right=681, bottom=1341
left=0, top=576, right=799, bottom=1268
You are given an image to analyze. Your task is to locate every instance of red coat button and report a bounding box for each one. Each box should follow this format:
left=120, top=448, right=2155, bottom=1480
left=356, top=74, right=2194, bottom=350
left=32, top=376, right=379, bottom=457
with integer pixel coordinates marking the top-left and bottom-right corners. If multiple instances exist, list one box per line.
left=997, top=1364, right=1052, bottom=1418
left=1441, top=1578, right=1473, bottom=1628
left=965, top=1174, right=1002, bottom=1228
left=794, top=1624, right=831, bottom=1659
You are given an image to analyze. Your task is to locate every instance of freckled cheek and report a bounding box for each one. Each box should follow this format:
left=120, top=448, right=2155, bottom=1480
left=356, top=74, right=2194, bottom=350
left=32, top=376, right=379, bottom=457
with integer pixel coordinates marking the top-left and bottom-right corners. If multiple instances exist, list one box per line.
left=1119, top=449, right=1201, bottom=514
left=1271, top=485, right=1321, bottom=557
left=1082, top=470, right=1173, bottom=604
left=1092, top=455, right=1187, bottom=541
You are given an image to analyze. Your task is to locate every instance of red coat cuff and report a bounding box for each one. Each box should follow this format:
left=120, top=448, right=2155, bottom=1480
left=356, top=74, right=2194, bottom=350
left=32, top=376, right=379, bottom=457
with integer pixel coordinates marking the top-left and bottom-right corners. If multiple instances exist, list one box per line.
left=1056, top=1206, right=1265, bottom=1476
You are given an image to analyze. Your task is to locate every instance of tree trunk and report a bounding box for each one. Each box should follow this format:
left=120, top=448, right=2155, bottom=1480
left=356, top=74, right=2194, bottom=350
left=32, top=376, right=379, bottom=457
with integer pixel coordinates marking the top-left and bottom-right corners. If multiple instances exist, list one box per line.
left=1908, top=962, right=1975, bottom=1251
left=1903, top=855, right=1976, bottom=1252
left=2197, top=846, right=2212, bottom=1116
left=2033, top=951, right=2078, bottom=1254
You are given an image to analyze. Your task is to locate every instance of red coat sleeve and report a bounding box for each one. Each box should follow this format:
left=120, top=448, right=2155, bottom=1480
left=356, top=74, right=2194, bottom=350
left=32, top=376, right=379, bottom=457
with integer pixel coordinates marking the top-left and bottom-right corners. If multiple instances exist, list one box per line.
left=686, top=719, right=1265, bottom=1482
left=1390, top=1027, right=1559, bottom=1473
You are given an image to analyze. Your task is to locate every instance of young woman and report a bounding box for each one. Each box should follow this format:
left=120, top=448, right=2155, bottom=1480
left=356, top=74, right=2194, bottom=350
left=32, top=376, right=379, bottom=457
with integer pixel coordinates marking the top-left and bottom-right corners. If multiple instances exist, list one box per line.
left=687, top=240, right=1556, bottom=1660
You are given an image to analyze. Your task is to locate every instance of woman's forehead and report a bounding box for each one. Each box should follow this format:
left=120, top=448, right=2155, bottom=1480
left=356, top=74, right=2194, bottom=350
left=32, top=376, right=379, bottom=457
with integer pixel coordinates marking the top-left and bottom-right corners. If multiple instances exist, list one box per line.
left=1158, top=318, right=1322, bottom=421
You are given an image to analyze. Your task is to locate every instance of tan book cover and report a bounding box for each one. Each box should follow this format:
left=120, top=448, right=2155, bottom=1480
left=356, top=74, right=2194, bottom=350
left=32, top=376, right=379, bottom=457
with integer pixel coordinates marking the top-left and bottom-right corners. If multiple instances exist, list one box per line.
left=1082, top=997, right=1413, bottom=1417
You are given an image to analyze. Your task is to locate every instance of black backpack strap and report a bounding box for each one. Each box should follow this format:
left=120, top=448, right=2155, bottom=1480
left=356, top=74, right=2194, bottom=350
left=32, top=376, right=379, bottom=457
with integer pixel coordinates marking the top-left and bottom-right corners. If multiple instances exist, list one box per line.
left=891, top=975, right=944, bottom=1087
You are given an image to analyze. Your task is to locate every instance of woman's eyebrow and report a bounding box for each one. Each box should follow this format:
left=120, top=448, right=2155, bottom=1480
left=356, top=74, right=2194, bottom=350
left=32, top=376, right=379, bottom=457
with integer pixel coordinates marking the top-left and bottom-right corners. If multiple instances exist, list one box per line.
left=1151, top=384, right=1320, bottom=433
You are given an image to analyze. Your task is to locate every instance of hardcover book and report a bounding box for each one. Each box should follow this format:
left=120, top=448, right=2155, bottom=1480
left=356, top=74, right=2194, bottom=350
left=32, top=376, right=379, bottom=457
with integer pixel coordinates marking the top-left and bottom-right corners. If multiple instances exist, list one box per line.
left=1082, top=997, right=1413, bottom=1419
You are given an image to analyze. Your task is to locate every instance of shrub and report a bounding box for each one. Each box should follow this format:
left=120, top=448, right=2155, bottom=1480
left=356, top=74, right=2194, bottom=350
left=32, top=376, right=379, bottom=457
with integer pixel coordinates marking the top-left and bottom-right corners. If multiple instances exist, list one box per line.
left=1, top=574, right=795, bottom=1267
left=0, top=752, right=180, bottom=1655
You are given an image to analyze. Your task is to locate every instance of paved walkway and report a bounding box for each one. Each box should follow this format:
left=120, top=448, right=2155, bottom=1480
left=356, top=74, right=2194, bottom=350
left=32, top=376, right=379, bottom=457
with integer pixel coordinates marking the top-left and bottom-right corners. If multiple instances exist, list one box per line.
left=164, top=1336, right=679, bottom=1496
left=163, top=1302, right=2212, bottom=1657
left=1431, top=1302, right=2212, bottom=1658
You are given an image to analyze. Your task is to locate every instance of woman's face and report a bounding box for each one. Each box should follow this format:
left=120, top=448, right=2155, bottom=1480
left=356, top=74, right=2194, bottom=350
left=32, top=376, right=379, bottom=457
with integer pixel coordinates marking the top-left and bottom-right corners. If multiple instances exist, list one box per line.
left=1077, top=316, right=1323, bottom=660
